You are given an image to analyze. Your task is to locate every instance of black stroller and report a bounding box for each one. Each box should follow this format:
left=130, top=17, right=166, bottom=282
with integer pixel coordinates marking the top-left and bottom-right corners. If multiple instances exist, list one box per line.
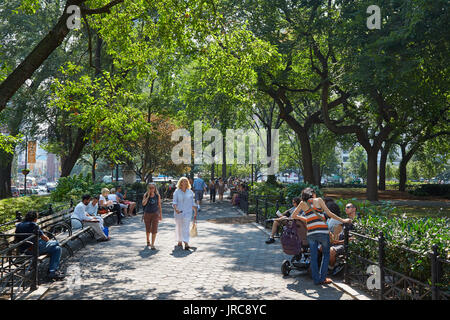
left=279, top=218, right=311, bottom=276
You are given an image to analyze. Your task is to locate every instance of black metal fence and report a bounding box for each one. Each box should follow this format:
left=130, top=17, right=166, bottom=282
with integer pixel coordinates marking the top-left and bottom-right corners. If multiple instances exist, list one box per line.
left=343, top=227, right=449, bottom=300
left=0, top=223, right=39, bottom=300
left=240, top=193, right=449, bottom=300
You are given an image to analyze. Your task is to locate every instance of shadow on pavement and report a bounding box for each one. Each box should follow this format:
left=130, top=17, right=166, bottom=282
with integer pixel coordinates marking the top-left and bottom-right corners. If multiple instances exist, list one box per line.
left=139, top=247, right=159, bottom=258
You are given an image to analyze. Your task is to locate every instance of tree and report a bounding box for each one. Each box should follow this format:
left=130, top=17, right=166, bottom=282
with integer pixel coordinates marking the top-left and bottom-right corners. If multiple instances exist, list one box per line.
left=129, top=114, right=188, bottom=183
left=317, top=0, right=449, bottom=200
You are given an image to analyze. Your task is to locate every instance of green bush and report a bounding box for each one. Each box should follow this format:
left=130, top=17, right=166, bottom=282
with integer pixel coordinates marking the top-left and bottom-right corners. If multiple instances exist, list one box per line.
left=51, top=173, right=114, bottom=202
left=0, top=195, right=67, bottom=230
left=250, top=182, right=285, bottom=198
left=409, top=184, right=450, bottom=199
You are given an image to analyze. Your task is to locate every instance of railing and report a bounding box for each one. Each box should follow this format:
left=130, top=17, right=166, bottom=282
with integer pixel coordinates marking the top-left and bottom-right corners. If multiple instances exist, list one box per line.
left=343, top=227, right=449, bottom=300
left=249, top=194, right=289, bottom=225
left=0, top=231, right=39, bottom=300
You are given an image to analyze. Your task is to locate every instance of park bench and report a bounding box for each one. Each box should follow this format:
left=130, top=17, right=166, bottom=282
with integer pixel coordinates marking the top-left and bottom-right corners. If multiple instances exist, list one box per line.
left=1, top=203, right=116, bottom=265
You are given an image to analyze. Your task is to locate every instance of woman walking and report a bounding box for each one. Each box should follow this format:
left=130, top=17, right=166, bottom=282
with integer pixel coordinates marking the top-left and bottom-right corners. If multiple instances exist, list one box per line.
left=291, top=188, right=351, bottom=285
left=209, top=178, right=216, bottom=203
left=217, top=178, right=225, bottom=201
left=172, top=177, right=198, bottom=250
left=142, top=183, right=162, bottom=250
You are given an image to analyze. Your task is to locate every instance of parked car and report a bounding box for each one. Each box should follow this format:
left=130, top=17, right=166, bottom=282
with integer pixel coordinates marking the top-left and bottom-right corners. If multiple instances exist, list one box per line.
left=46, top=182, right=57, bottom=192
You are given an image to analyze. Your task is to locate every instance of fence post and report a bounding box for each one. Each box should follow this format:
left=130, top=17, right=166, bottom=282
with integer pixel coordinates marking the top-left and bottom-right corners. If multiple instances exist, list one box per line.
left=378, top=231, right=385, bottom=300
left=70, top=199, right=74, bottom=208
left=430, top=244, right=440, bottom=300
left=255, top=196, right=259, bottom=223
left=48, top=204, right=53, bottom=216
left=15, top=211, right=22, bottom=222
left=343, top=225, right=349, bottom=284
left=30, top=227, right=39, bottom=291
left=264, top=197, right=268, bottom=221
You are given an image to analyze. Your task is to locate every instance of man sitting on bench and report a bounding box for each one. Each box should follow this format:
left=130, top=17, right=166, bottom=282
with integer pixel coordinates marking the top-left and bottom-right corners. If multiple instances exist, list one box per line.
left=72, top=194, right=109, bottom=242
left=265, top=197, right=306, bottom=245
left=15, top=211, right=65, bottom=280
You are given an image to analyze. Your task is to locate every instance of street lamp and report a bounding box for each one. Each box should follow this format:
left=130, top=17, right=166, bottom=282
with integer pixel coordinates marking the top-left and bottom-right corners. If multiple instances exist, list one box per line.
left=22, top=135, right=29, bottom=196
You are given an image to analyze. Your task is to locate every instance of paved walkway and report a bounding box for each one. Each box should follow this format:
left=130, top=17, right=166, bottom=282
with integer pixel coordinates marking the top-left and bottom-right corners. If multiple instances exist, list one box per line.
left=43, top=199, right=353, bottom=300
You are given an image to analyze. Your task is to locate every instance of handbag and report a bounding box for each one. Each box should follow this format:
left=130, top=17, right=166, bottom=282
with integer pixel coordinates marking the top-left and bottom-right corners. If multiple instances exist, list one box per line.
left=190, top=221, right=198, bottom=237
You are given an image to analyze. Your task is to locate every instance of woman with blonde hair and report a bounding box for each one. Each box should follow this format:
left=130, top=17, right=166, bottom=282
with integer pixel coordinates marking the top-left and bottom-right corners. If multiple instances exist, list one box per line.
left=142, top=183, right=162, bottom=249
left=172, top=177, right=198, bottom=250
left=100, top=187, right=123, bottom=225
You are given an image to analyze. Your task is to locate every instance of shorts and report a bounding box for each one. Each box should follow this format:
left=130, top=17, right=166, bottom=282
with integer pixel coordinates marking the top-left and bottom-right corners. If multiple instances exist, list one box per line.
left=331, top=244, right=345, bottom=256
left=194, top=190, right=203, bottom=201
left=143, top=212, right=159, bottom=233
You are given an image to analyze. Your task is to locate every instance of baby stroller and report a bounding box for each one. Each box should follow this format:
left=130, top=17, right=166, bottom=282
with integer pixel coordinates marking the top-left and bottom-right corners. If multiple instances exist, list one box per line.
left=280, top=218, right=311, bottom=276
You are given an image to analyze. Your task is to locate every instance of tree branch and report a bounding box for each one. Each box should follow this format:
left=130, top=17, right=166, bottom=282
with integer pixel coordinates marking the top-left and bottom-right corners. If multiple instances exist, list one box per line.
left=80, top=0, right=124, bottom=15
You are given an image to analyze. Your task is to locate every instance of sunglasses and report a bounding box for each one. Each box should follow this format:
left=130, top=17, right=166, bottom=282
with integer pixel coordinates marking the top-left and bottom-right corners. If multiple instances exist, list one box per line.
left=345, top=205, right=354, bottom=209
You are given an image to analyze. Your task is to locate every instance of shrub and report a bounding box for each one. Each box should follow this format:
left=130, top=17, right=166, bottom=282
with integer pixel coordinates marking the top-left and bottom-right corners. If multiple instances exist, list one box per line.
left=50, top=173, right=114, bottom=202
left=0, top=195, right=65, bottom=229
left=250, top=182, right=285, bottom=198
left=409, top=184, right=450, bottom=199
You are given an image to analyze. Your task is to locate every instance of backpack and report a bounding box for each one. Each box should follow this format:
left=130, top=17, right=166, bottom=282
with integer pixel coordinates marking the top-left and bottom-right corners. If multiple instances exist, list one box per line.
left=280, top=220, right=302, bottom=255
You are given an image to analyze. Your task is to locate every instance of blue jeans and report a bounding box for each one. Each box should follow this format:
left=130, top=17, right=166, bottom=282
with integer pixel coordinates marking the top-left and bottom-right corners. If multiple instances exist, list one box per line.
left=308, top=233, right=330, bottom=284
left=38, top=240, right=62, bottom=273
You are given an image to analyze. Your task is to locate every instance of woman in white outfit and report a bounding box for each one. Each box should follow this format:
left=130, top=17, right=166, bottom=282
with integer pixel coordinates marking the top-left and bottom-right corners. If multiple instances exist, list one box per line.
left=172, top=177, right=198, bottom=250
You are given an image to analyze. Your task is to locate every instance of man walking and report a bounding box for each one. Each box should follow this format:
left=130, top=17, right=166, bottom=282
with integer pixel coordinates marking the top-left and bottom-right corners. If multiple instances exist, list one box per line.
left=192, top=174, right=207, bottom=212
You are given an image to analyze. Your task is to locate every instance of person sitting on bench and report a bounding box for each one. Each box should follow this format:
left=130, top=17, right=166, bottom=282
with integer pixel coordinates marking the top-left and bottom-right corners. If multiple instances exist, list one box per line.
left=265, top=197, right=306, bottom=245
left=15, top=211, right=65, bottom=280
left=72, top=194, right=109, bottom=242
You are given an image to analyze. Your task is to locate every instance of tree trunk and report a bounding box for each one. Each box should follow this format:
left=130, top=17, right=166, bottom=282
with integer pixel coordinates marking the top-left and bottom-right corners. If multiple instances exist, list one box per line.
left=399, top=158, right=408, bottom=192
left=0, top=151, right=14, bottom=199
left=91, top=152, right=98, bottom=182
left=297, top=130, right=315, bottom=185
left=378, top=141, right=392, bottom=191
left=312, top=163, right=321, bottom=187
left=222, top=133, right=227, bottom=179
left=265, top=127, right=277, bottom=184
left=60, top=129, right=88, bottom=177
left=398, top=144, right=409, bottom=192
left=91, top=159, right=96, bottom=182
left=366, top=150, right=379, bottom=201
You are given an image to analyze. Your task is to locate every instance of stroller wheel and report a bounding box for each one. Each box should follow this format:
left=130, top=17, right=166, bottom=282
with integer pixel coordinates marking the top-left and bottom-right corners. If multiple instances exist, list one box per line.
left=281, top=260, right=291, bottom=276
